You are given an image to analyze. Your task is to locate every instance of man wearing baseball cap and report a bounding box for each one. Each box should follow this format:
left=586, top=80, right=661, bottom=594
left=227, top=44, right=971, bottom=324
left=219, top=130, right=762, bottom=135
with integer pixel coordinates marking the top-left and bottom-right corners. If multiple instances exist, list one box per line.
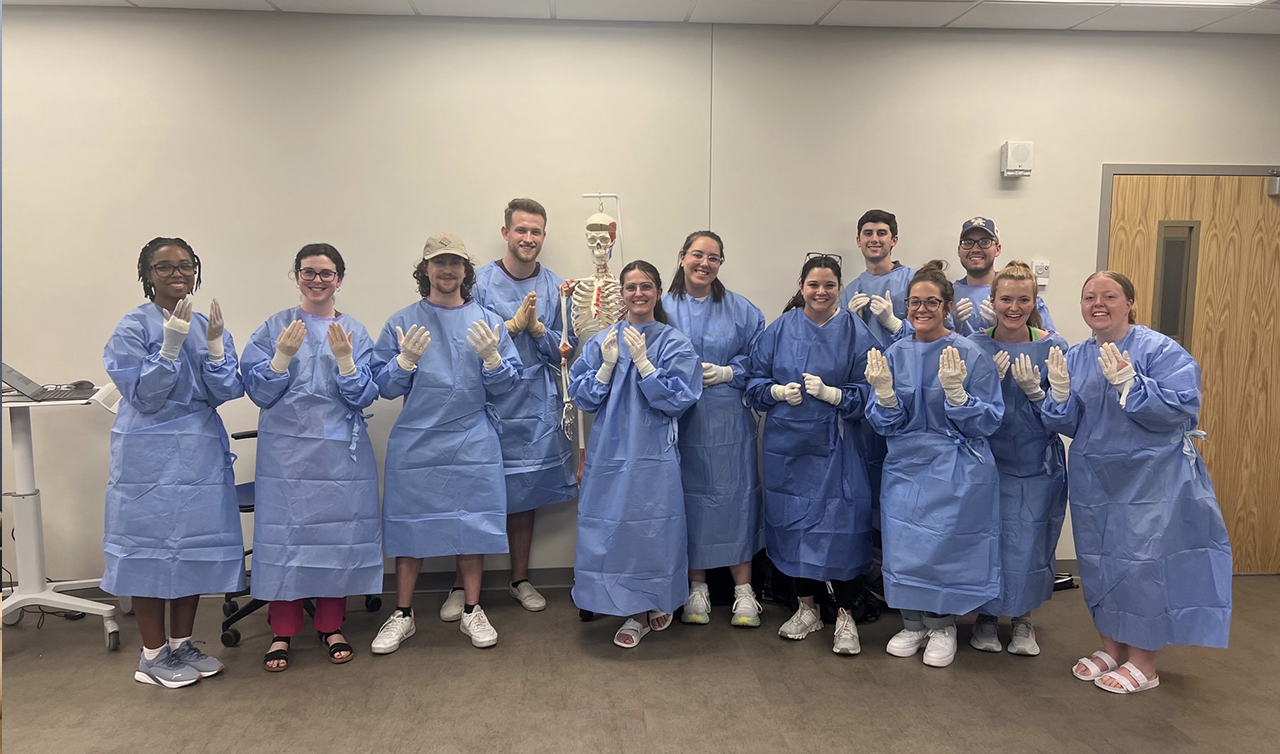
left=952, top=217, right=1055, bottom=336
left=369, top=232, right=524, bottom=653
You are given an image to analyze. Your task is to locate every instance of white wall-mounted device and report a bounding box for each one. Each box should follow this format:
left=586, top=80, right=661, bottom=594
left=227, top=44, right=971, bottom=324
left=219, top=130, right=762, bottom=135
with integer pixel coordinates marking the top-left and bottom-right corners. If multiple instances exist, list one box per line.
left=1032, top=260, right=1050, bottom=287
left=1001, top=141, right=1033, bottom=178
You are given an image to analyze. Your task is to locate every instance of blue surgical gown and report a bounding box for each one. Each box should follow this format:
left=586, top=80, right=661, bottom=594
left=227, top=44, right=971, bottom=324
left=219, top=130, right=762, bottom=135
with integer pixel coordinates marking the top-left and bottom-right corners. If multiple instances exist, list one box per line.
left=241, top=308, right=383, bottom=602
left=1040, top=326, right=1231, bottom=650
left=969, top=329, right=1069, bottom=617
left=102, top=303, right=245, bottom=599
left=664, top=290, right=765, bottom=570
left=866, top=332, right=1005, bottom=616
left=746, top=308, right=877, bottom=582
left=371, top=299, right=522, bottom=559
left=953, top=278, right=1055, bottom=337
left=568, top=320, right=701, bottom=616
left=839, top=264, right=916, bottom=349
left=473, top=262, right=578, bottom=513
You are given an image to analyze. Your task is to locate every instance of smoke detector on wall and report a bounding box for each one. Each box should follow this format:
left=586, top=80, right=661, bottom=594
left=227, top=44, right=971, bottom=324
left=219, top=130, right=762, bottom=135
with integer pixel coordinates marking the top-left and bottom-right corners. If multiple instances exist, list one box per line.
left=1001, top=141, right=1033, bottom=178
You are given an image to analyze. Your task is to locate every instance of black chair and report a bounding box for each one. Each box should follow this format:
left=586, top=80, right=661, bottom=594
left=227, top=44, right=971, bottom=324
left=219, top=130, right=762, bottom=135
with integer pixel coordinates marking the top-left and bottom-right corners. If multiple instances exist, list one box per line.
left=219, top=430, right=382, bottom=647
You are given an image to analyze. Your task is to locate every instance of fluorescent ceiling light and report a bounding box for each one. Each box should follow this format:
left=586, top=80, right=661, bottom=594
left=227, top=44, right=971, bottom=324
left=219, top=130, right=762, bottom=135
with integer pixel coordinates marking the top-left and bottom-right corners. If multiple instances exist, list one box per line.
left=1011, top=0, right=1267, bottom=6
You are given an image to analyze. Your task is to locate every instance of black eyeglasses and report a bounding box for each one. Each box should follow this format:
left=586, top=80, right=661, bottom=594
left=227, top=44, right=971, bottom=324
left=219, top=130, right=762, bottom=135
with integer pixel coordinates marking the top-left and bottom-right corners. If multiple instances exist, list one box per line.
left=299, top=268, right=338, bottom=282
left=959, top=238, right=996, bottom=250
left=907, top=297, right=945, bottom=312
left=150, top=262, right=196, bottom=276
left=806, top=252, right=843, bottom=263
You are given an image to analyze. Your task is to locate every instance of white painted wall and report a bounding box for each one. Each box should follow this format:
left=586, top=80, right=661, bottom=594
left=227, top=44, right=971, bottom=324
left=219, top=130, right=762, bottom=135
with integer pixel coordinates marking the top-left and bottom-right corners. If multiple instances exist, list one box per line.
left=4, top=8, right=1278, bottom=580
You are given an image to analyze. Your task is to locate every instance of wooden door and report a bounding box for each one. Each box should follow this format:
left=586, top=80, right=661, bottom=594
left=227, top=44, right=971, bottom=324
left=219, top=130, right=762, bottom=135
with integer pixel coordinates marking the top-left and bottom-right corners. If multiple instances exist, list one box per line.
left=1108, top=175, right=1280, bottom=574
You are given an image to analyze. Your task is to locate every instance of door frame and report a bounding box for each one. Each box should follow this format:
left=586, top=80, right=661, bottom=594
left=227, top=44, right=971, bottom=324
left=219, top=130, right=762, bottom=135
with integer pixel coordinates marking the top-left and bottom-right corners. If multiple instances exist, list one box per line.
left=1096, top=163, right=1280, bottom=269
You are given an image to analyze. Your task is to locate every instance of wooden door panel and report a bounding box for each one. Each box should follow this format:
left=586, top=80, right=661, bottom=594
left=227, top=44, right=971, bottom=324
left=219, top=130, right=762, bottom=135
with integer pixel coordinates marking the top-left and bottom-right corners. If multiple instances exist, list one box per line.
left=1109, top=175, right=1280, bottom=573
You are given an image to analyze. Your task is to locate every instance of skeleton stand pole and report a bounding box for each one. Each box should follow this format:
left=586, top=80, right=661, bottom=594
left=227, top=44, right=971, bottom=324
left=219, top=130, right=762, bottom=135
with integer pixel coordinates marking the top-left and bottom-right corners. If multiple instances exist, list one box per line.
left=560, top=288, right=587, bottom=483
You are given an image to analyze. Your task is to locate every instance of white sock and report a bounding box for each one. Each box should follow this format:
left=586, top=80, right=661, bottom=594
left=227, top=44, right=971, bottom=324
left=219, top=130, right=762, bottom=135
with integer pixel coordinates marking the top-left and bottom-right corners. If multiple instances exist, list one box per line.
left=168, top=635, right=191, bottom=651
left=142, top=645, right=164, bottom=661
left=734, top=583, right=754, bottom=595
left=690, top=580, right=708, bottom=591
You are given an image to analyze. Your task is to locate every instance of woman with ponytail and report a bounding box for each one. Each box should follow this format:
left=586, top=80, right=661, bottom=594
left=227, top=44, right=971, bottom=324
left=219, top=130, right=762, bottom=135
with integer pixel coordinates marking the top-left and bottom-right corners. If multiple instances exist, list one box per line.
left=746, top=254, right=879, bottom=656
left=965, top=261, right=1068, bottom=657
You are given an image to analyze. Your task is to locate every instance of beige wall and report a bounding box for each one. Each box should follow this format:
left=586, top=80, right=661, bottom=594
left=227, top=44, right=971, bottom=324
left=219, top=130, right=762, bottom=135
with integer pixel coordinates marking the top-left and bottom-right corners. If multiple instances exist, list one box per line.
left=4, top=7, right=1278, bottom=579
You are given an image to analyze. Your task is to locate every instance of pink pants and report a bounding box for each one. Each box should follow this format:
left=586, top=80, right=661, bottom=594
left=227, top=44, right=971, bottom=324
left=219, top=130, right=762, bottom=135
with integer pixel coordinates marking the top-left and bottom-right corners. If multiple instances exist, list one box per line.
left=267, top=598, right=347, bottom=637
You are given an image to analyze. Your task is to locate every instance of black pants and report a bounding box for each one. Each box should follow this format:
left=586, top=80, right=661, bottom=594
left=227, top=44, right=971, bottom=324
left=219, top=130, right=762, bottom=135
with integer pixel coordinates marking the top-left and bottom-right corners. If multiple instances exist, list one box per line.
left=794, top=577, right=857, bottom=611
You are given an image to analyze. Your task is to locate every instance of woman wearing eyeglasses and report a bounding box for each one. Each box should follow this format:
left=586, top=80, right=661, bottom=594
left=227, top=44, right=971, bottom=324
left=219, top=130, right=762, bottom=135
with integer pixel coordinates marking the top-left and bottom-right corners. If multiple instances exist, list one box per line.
left=865, top=260, right=1004, bottom=669
left=966, top=261, right=1068, bottom=657
left=746, top=253, right=879, bottom=655
left=240, top=244, right=382, bottom=672
left=103, top=237, right=244, bottom=688
left=663, top=231, right=766, bottom=628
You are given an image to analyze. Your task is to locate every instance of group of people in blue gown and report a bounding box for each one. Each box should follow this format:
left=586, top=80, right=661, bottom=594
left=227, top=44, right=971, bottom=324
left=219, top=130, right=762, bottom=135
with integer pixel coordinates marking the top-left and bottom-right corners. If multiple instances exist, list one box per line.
left=102, top=203, right=1232, bottom=696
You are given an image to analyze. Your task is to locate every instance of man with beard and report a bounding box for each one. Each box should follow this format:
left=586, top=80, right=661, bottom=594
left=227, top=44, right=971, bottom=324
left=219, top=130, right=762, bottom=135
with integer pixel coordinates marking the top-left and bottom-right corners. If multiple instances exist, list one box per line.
left=451, top=198, right=578, bottom=621
left=951, top=217, right=1055, bottom=336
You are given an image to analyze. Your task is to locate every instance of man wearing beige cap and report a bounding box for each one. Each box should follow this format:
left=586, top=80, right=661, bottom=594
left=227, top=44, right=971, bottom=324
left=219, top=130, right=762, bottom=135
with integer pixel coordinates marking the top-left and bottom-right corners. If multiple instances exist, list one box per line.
left=368, top=232, right=524, bottom=653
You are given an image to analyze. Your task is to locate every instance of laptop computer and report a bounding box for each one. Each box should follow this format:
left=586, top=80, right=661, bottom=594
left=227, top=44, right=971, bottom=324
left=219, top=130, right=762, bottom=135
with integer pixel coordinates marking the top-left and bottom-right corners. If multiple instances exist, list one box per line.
left=2, top=363, right=98, bottom=403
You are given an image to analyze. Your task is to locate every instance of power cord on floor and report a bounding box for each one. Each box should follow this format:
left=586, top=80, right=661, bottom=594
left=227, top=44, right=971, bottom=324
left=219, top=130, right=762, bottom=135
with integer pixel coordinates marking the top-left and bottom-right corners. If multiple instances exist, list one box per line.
left=2, top=564, right=88, bottom=627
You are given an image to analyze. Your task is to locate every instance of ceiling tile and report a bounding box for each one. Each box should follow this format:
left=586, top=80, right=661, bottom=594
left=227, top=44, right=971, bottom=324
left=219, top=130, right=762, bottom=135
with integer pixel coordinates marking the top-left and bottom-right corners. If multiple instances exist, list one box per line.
left=2, top=0, right=132, bottom=6
left=689, top=0, right=839, bottom=26
left=272, top=0, right=414, bottom=15
left=410, top=0, right=550, bottom=19
left=1074, top=5, right=1246, bottom=31
left=129, top=1, right=275, bottom=10
left=948, top=1, right=1113, bottom=29
left=1196, top=6, right=1280, bottom=31
left=822, top=1, right=976, bottom=27
left=556, top=0, right=692, bottom=22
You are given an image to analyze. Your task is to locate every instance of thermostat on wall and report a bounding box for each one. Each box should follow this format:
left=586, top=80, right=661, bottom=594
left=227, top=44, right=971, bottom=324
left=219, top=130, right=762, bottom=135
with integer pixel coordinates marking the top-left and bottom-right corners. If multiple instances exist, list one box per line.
left=1001, top=141, right=1033, bottom=178
left=1033, top=260, right=1050, bottom=287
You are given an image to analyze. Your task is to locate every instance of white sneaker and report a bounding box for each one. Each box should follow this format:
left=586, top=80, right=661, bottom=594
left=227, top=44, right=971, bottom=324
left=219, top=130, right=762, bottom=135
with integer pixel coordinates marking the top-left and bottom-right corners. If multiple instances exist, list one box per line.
left=832, top=608, right=861, bottom=655
left=969, top=614, right=1002, bottom=653
left=778, top=602, right=823, bottom=640
left=460, top=605, right=498, bottom=648
left=886, top=627, right=929, bottom=657
left=509, top=581, right=547, bottom=612
left=439, top=588, right=465, bottom=622
left=681, top=582, right=711, bottom=625
left=730, top=584, right=762, bottom=628
left=923, top=626, right=958, bottom=668
left=1008, top=617, right=1041, bottom=656
left=371, top=611, right=416, bottom=655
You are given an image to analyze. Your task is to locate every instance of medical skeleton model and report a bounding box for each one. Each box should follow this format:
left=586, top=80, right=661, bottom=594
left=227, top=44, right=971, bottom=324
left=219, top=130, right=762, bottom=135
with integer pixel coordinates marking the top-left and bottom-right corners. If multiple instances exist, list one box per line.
left=558, top=212, right=624, bottom=475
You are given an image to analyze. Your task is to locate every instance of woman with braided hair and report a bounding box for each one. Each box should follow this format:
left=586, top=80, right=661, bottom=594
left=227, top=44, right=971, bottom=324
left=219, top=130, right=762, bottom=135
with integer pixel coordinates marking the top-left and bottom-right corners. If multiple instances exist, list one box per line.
left=103, top=237, right=244, bottom=688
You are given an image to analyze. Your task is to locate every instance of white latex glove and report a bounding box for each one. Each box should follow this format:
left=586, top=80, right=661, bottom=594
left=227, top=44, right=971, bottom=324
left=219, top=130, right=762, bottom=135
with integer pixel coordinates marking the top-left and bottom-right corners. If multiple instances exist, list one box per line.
left=596, top=329, right=618, bottom=383
left=802, top=373, right=842, bottom=406
left=702, top=362, right=734, bottom=387
left=993, top=350, right=1011, bottom=381
left=847, top=292, right=870, bottom=316
left=938, top=346, right=969, bottom=407
left=953, top=297, right=973, bottom=328
left=623, top=326, right=656, bottom=378
left=1011, top=353, right=1046, bottom=402
left=467, top=321, right=503, bottom=371
left=869, top=290, right=904, bottom=334
left=159, top=297, right=193, bottom=361
left=394, top=324, right=431, bottom=371
left=1047, top=346, right=1070, bottom=404
left=271, top=320, right=306, bottom=373
left=328, top=322, right=356, bottom=376
left=206, top=299, right=226, bottom=362
left=864, top=348, right=897, bottom=408
left=979, top=299, right=997, bottom=326
left=770, top=382, right=804, bottom=406
left=1098, top=342, right=1136, bottom=408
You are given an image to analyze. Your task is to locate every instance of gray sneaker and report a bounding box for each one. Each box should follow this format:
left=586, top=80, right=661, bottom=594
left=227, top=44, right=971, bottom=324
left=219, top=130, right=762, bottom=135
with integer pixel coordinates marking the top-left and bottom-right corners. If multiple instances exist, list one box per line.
left=134, top=646, right=201, bottom=689
left=171, top=640, right=225, bottom=677
left=1007, top=617, right=1041, bottom=656
left=969, top=614, right=1002, bottom=653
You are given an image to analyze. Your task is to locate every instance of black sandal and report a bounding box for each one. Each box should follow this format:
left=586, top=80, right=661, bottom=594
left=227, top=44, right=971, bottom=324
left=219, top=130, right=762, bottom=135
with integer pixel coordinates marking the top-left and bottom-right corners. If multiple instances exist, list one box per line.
left=263, top=636, right=291, bottom=672
left=319, top=630, right=354, bottom=665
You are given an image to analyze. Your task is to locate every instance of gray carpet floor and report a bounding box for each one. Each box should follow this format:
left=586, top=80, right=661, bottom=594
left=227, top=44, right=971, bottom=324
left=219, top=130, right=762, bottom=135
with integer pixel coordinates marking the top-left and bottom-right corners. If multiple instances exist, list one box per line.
left=2, top=576, right=1276, bottom=754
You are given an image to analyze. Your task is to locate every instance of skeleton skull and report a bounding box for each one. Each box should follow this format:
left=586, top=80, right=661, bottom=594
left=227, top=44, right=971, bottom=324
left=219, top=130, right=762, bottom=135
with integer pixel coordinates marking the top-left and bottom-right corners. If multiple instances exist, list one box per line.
left=585, top=212, right=617, bottom=266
